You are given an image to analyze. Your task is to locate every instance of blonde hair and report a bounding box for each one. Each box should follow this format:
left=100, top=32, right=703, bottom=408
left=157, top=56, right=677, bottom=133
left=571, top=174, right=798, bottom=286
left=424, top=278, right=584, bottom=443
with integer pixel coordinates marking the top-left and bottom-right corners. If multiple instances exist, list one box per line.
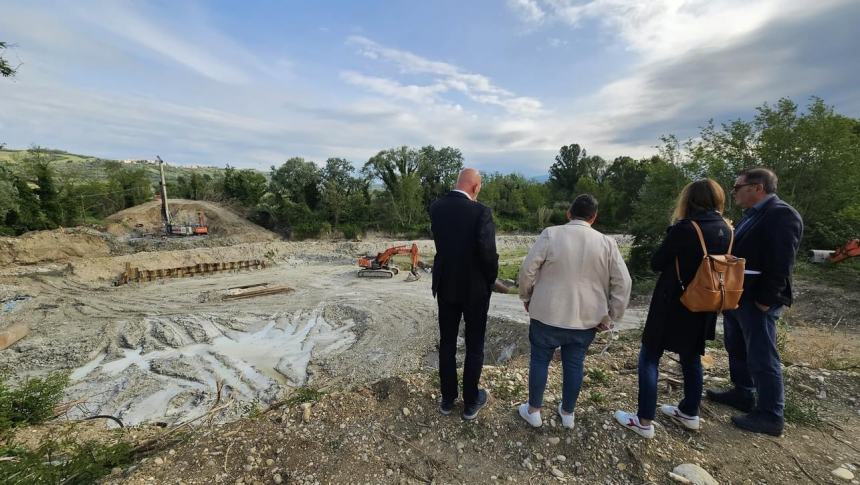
left=671, top=179, right=726, bottom=223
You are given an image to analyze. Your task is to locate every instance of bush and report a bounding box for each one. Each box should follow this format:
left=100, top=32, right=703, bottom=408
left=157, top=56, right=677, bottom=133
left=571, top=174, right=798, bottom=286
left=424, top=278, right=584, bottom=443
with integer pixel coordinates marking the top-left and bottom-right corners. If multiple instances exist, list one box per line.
left=0, top=373, right=68, bottom=434
left=0, top=435, right=133, bottom=484
left=0, top=372, right=134, bottom=484
left=340, top=224, right=363, bottom=241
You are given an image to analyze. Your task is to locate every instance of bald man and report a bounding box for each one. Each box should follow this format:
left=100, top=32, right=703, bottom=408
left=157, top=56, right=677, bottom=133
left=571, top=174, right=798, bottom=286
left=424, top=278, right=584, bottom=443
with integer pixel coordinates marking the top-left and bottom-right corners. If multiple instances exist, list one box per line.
left=429, top=168, right=499, bottom=420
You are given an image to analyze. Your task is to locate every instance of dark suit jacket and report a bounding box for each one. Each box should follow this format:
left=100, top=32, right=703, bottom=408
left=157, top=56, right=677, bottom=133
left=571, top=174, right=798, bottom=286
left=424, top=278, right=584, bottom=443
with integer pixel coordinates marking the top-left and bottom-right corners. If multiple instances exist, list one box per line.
left=429, top=191, right=499, bottom=303
left=732, top=195, right=803, bottom=307
left=642, top=211, right=731, bottom=355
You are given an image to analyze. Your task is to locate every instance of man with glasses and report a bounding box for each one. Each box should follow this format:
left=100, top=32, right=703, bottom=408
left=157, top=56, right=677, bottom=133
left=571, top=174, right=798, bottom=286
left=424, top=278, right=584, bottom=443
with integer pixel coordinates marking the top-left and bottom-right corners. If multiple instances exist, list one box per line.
left=706, top=168, right=803, bottom=436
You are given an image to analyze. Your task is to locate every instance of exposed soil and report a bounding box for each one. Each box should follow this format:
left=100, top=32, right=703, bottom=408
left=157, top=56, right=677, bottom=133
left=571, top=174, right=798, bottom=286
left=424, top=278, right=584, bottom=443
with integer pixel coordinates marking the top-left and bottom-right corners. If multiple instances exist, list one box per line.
left=1, top=207, right=858, bottom=484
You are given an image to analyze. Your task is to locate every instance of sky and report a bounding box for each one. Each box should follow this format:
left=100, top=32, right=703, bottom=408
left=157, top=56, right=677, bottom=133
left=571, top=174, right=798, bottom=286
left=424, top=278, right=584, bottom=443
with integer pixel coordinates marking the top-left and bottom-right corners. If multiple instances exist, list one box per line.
left=0, top=0, right=858, bottom=176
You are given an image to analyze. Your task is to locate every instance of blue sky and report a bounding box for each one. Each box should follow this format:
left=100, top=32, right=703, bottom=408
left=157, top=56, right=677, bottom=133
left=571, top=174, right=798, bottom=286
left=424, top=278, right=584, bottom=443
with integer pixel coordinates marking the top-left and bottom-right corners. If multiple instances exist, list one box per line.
left=1, top=0, right=858, bottom=176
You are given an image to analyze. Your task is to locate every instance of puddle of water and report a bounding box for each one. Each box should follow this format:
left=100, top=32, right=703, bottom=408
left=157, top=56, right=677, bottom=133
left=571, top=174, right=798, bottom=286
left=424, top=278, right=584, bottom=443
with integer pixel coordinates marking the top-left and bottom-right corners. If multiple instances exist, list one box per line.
left=2, top=296, right=31, bottom=313
left=68, top=307, right=356, bottom=426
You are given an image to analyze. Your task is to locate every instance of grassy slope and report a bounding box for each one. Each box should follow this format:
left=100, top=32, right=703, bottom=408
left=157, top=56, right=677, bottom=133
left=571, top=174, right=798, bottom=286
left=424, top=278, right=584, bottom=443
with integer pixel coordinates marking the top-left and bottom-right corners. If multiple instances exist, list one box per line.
left=0, top=148, right=236, bottom=185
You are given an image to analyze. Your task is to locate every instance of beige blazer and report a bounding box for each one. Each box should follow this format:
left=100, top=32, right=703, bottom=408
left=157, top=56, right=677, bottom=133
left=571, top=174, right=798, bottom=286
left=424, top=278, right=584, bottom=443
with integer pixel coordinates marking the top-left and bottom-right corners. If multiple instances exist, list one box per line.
left=518, top=220, right=632, bottom=330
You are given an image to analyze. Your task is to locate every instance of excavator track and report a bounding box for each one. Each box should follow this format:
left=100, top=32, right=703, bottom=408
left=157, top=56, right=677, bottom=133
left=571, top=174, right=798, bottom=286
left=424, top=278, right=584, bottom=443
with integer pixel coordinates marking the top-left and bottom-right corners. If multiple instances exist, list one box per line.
left=357, top=269, right=395, bottom=279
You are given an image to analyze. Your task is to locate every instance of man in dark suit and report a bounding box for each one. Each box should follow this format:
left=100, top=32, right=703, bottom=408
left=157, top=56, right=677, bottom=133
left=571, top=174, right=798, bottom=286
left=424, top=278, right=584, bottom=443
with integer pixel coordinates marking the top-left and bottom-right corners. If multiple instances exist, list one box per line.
left=707, top=168, right=803, bottom=436
left=430, top=168, right=499, bottom=420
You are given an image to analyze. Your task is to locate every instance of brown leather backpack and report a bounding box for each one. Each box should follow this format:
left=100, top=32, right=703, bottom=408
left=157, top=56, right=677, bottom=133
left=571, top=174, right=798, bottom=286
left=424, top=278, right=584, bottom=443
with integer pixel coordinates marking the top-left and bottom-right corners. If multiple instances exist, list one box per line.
left=675, top=220, right=745, bottom=312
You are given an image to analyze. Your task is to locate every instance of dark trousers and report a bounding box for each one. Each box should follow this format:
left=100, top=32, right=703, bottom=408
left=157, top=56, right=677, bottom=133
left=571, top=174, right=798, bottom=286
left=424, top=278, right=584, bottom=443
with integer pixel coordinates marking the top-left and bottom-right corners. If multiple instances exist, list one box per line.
left=723, top=299, right=785, bottom=420
left=637, top=345, right=702, bottom=420
left=437, top=295, right=490, bottom=408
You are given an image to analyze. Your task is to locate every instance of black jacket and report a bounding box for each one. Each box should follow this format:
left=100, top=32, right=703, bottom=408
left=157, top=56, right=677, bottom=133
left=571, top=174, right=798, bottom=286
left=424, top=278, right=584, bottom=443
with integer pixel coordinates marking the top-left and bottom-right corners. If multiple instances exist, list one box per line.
left=642, top=211, right=731, bottom=356
left=731, top=195, right=803, bottom=307
left=429, top=191, right=499, bottom=303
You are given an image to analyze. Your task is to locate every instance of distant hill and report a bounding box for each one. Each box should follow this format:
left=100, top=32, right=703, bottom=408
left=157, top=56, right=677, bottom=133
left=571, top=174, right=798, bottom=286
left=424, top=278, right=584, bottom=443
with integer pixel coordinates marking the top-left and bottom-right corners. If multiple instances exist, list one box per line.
left=0, top=148, right=244, bottom=185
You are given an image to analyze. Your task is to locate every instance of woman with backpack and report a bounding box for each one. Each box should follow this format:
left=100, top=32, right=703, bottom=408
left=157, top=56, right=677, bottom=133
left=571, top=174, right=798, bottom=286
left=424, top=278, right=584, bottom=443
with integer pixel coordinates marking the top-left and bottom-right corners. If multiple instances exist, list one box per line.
left=615, top=179, right=734, bottom=438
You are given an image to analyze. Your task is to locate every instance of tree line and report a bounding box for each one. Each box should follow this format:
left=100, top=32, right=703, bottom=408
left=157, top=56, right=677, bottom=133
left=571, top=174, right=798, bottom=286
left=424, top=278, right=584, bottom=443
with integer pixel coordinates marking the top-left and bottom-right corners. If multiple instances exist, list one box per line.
left=1, top=97, right=857, bottom=276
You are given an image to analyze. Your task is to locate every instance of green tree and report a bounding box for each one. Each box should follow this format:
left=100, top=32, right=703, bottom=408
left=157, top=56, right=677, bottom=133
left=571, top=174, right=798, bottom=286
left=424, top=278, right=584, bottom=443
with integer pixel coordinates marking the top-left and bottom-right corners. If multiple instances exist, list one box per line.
left=628, top=158, right=691, bottom=274
left=548, top=144, right=606, bottom=197
left=269, top=157, right=322, bottom=209
left=103, top=162, right=152, bottom=211
left=223, top=166, right=267, bottom=207
left=0, top=41, right=16, bottom=78
left=362, top=147, right=426, bottom=230
left=321, top=158, right=355, bottom=228
left=0, top=167, right=18, bottom=234
left=417, top=145, right=464, bottom=208
left=600, top=156, right=659, bottom=228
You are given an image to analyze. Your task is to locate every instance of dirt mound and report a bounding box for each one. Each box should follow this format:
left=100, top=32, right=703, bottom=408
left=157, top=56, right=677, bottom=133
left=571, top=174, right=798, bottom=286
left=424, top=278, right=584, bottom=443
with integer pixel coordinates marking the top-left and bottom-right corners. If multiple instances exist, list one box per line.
left=0, top=228, right=116, bottom=266
left=105, top=199, right=278, bottom=242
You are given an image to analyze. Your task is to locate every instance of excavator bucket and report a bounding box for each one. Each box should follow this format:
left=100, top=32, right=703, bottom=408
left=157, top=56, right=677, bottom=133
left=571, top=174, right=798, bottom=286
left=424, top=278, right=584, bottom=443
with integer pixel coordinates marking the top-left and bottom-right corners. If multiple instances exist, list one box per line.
left=404, top=271, right=420, bottom=282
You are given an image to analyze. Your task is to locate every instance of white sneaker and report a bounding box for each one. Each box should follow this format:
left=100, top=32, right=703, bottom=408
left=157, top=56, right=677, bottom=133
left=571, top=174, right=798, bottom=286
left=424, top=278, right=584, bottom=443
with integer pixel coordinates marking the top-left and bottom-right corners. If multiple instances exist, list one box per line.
left=518, top=403, right=542, bottom=428
left=614, top=410, right=655, bottom=439
left=659, top=405, right=700, bottom=430
left=557, top=403, right=575, bottom=429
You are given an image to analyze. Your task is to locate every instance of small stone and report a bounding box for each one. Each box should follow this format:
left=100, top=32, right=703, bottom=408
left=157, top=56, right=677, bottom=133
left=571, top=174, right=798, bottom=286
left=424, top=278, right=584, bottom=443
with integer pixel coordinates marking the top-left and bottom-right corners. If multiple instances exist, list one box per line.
left=386, top=469, right=394, bottom=477
left=243, top=464, right=253, bottom=472
left=547, top=437, right=560, bottom=445
left=550, top=467, right=564, bottom=478
left=402, top=407, right=411, bottom=417
left=273, top=474, right=283, bottom=484
left=556, top=455, right=566, bottom=462
left=301, top=402, right=312, bottom=422
left=153, top=457, right=164, bottom=466
left=671, top=464, right=718, bottom=485
left=832, top=467, right=855, bottom=481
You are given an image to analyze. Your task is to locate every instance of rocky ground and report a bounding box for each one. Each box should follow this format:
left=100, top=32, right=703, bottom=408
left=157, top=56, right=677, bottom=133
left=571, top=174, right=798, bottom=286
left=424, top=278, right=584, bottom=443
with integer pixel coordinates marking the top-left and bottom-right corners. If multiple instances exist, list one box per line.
left=83, top=329, right=858, bottom=484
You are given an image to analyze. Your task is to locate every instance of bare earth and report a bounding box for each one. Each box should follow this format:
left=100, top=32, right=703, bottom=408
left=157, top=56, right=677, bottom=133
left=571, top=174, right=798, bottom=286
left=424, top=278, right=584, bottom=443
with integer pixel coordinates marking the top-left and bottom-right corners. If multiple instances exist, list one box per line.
left=1, top=210, right=858, bottom=484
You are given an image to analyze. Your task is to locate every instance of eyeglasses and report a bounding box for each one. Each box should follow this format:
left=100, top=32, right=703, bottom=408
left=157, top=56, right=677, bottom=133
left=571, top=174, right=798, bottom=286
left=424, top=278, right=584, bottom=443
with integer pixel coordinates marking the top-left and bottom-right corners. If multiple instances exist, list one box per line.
left=731, top=182, right=759, bottom=192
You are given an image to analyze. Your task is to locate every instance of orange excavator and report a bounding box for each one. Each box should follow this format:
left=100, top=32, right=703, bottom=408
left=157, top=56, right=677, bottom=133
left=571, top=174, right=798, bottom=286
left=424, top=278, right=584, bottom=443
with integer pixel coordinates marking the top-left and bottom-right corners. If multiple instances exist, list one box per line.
left=358, top=243, right=421, bottom=281
left=810, top=238, right=860, bottom=263
left=830, top=239, right=860, bottom=263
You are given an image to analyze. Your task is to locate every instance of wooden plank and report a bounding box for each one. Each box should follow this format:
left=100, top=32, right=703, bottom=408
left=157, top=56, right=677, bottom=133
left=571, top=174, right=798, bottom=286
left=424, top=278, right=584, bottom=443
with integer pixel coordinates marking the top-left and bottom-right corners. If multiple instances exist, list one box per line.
left=0, top=324, right=30, bottom=350
left=222, top=286, right=293, bottom=300
left=227, top=283, right=269, bottom=291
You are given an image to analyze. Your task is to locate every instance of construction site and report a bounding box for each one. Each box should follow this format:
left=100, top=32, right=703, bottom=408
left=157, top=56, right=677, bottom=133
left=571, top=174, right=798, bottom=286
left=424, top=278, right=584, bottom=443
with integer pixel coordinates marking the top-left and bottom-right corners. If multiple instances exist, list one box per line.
left=1, top=198, right=858, bottom=484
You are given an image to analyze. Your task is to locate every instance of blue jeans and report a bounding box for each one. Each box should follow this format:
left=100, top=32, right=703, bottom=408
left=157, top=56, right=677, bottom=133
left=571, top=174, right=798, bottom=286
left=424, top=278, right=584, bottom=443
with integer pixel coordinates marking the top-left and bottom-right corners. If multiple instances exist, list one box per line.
left=723, top=299, right=785, bottom=420
left=527, top=319, right=596, bottom=413
left=637, top=346, right=703, bottom=420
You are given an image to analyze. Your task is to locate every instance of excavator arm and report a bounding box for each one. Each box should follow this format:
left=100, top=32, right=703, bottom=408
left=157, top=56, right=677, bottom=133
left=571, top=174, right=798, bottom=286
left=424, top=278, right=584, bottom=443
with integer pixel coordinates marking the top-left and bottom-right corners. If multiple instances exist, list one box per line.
left=830, top=239, right=860, bottom=263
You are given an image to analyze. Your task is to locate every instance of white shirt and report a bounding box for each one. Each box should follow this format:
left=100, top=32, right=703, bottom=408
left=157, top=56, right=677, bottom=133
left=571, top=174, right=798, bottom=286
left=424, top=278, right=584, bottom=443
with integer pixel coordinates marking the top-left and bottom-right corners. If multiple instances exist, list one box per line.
left=518, top=220, right=632, bottom=329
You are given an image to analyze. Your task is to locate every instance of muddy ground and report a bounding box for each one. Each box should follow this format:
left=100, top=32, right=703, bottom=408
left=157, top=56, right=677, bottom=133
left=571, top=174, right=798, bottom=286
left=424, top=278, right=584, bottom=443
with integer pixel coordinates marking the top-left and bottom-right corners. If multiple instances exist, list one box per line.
left=1, top=225, right=858, bottom=484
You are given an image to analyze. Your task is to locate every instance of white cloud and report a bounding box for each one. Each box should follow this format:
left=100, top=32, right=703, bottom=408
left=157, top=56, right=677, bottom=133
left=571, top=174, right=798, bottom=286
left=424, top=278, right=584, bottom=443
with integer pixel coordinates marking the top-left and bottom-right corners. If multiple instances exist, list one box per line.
left=517, top=0, right=845, bottom=61
left=346, top=36, right=543, bottom=116
left=507, top=0, right=547, bottom=24
left=339, top=71, right=449, bottom=105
